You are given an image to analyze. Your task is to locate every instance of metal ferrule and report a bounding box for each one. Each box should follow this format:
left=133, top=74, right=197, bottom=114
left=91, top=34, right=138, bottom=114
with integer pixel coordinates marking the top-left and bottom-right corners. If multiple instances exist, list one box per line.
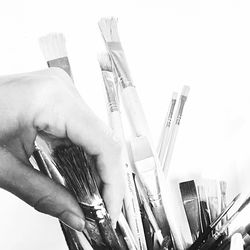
left=107, top=42, right=134, bottom=88
left=166, top=99, right=177, bottom=127
left=135, top=157, right=162, bottom=207
left=176, top=95, right=187, bottom=125
left=102, top=71, right=119, bottom=112
left=80, top=202, right=107, bottom=223
left=47, top=57, right=73, bottom=79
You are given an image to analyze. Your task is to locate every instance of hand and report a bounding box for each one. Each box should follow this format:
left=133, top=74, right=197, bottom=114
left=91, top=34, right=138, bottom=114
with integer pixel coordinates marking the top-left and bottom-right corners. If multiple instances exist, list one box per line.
left=0, top=68, right=125, bottom=231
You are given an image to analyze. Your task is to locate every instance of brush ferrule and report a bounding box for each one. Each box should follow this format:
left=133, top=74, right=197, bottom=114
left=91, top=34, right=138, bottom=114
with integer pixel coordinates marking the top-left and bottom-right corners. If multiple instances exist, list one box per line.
left=107, top=42, right=134, bottom=88
left=166, top=99, right=177, bottom=127
left=135, top=157, right=162, bottom=208
left=102, top=71, right=119, bottom=112
left=176, top=95, right=187, bottom=125
left=80, top=202, right=107, bottom=222
left=47, top=57, right=72, bottom=78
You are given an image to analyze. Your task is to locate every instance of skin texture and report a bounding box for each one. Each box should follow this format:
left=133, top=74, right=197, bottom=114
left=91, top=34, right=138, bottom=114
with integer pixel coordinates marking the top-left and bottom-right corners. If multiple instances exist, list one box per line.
left=0, top=67, right=125, bottom=231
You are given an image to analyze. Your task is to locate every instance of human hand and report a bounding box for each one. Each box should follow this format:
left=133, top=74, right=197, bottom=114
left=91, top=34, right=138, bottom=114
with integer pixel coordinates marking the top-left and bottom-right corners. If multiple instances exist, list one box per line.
left=0, top=67, right=125, bottom=231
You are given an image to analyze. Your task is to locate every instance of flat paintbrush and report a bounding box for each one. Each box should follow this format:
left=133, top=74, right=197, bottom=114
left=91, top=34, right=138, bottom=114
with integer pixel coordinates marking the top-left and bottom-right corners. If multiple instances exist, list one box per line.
left=52, top=144, right=122, bottom=250
left=32, top=145, right=92, bottom=250
left=179, top=180, right=202, bottom=242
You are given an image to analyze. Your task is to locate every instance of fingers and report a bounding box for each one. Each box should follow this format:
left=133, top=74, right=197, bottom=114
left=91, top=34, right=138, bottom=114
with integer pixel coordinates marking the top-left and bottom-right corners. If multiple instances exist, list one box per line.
left=0, top=147, right=85, bottom=232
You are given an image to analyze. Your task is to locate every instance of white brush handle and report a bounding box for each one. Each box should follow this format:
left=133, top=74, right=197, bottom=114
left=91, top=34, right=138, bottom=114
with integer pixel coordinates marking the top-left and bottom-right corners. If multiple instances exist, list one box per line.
left=121, top=86, right=150, bottom=137
left=162, top=124, right=179, bottom=177
left=118, top=214, right=139, bottom=250
left=109, top=111, right=147, bottom=250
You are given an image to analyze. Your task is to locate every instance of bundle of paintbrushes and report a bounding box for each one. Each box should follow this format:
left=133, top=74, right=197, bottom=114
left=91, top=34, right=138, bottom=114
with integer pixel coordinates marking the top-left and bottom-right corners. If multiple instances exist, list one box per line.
left=27, top=17, right=250, bottom=250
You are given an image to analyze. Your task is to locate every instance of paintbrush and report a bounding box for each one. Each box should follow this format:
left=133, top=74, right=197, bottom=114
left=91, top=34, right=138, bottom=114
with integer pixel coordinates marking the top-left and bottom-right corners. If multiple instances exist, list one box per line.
left=52, top=144, right=122, bottom=250
left=188, top=193, right=240, bottom=250
left=98, top=17, right=175, bottom=246
left=162, top=85, right=190, bottom=178
left=130, top=136, right=170, bottom=238
left=98, top=17, right=150, bottom=138
left=206, top=180, right=221, bottom=231
left=197, top=184, right=211, bottom=233
left=98, top=52, right=146, bottom=250
left=39, top=33, right=123, bottom=249
left=179, top=180, right=202, bottom=241
left=157, top=92, right=178, bottom=164
left=32, top=145, right=93, bottom=250
left=194, top=193, right=248, bottom=250
left=39, top=33, right=73, bottom=78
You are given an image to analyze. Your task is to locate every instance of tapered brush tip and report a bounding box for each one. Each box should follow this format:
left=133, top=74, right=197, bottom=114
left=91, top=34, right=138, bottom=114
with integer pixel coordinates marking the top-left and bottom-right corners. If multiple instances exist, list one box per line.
left=98, top=52, right=113, bottom=72
left=181, top=85, right=190, bottom=97
left=39, top=33, right=67, bottom=61
left=98, top=17, right=120, bottom=42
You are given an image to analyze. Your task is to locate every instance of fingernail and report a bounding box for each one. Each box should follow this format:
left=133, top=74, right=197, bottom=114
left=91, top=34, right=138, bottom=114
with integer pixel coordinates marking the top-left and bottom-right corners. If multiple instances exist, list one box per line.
left=59, top=211, right=85, bottom=232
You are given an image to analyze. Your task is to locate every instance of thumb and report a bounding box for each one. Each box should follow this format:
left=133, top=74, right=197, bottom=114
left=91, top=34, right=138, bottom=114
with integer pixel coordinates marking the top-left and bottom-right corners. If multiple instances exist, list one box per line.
left=0, top=147, right=85, bottom=232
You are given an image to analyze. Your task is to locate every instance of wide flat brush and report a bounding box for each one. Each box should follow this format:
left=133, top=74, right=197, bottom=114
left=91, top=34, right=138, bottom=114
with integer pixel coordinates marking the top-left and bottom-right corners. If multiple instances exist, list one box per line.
left=32, top=145, right=92, bottom=250
left=179, top=180, right=202, bottom=241
left=53, top=144, right=122, bottom=250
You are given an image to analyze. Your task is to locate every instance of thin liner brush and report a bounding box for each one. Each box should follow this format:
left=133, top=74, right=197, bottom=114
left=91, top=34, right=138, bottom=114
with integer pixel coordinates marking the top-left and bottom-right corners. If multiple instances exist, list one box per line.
left=188, top=193, right=241, bottom=250
left=157, top=92, right=178, bottom=164
left=98, top=52, right=146, bottom=250
left=162, top=85, right=190, bottom=177
left=39, top=33, right=121, bottom=249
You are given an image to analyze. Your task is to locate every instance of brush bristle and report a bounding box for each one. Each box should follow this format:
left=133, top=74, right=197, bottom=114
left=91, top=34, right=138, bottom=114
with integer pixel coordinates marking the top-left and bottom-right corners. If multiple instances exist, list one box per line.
left=181, top=85, right=190, bottom=97
left=98, top=52, right=113, bottom=72
left=98, top=17, right=120, bottom=43
left=53, top=144, right=100, bottom=204
left=39, top=33, right=67, bottom=61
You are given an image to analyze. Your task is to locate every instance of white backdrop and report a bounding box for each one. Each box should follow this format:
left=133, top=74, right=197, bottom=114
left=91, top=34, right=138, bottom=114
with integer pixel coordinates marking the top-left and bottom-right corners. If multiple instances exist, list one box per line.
left=0, top=0, right=250, bottom=249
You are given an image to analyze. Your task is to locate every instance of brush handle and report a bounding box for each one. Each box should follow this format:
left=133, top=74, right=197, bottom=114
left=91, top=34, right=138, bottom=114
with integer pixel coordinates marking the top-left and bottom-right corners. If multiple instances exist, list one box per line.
left=121, top=86, right=150, bottom=138
left=108, top=110, right=147, bottom=250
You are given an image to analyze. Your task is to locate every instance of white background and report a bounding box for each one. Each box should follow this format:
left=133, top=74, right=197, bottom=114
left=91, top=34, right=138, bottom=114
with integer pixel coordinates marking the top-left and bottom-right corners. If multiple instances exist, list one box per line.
left=0, top=0, right=250, bottom=249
